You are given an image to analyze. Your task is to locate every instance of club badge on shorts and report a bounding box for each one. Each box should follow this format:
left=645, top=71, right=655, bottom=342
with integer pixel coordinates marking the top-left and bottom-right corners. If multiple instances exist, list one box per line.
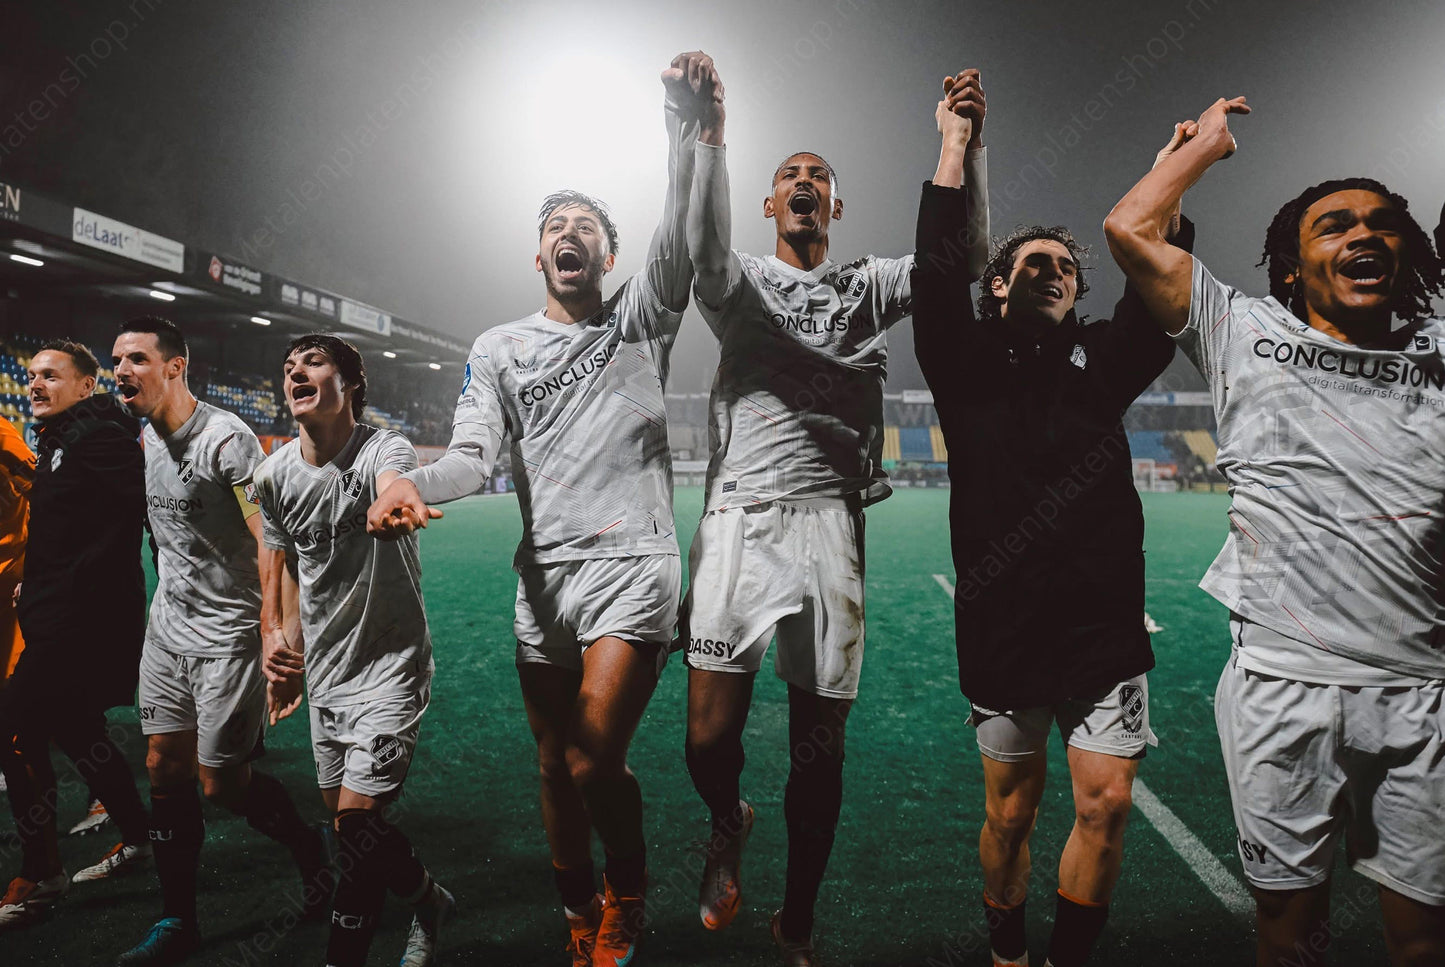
left=371, top=734, right=402, bottom=767
left=1120, top=683, right=1144, bottom=734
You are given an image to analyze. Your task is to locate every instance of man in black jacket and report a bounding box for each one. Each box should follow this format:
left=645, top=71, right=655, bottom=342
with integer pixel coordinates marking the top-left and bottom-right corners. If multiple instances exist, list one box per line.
left=913, top=117, right=1194, bottom=967
left=0, top=340, right=150, bottom=930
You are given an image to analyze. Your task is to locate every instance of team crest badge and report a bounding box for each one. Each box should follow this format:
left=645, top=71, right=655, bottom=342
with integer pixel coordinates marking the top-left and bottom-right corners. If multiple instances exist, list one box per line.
left=370, top=734, right=402, bottom=767
left=1120, top=683, right=1144, bottom=734
left=339, top=468, right=364, bottom=500
left=50, top=449, right=63, bottom=472
left=835, top=270, right=866, bottom=300
left=178, top=458, right=194, bottom=484
left=1070, top=344, right=1088, bottom=370
left=243, top=482, right=259, bottom=505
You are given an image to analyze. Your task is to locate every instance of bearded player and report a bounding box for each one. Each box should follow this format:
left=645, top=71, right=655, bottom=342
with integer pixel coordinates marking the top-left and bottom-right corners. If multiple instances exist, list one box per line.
left=367, top=52, right=716, bottom=966
left=681, top=68, right=988, bottom=963
left=256, top=334, right=452, bottom=967
left=1106, top=98, right=1445, bottom=966
left=107, top=317, right=328, bottom=965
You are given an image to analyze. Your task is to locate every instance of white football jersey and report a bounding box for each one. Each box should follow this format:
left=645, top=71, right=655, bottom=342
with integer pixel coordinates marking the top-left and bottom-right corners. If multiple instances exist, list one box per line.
left=255, top=424, right=433, bottom=707
left=1181, top=257, right=1445, bottom=681
left=404, top=96, right=698, bottom=568
left=142, top=401, right=265, bottom=657
left=697, top=246, right=912, bottom=510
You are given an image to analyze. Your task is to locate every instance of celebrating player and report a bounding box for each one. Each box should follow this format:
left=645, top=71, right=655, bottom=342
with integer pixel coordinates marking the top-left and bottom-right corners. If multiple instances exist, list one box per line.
left=255, top=334, right=452, bottom=967
left=1105, top=98, right=1445, bottom=966
left=107, top=317, right=329, bottom=965
left=366, top=51, right=712, bottom=967
left=680, top=68, right=987, bottom=963
left=915, top=117, right=1198, bottom=967
left=0, top=341, right=151, bottom=929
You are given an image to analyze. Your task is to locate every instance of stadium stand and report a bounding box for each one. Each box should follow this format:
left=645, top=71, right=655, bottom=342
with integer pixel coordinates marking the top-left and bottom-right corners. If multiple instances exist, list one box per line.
left=1127, top=430, right=1174, bottom=464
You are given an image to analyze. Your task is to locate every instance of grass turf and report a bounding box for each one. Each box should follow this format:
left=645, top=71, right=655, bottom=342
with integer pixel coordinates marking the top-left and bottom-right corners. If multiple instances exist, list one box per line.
left=5, top=487, right=1390, bottom=965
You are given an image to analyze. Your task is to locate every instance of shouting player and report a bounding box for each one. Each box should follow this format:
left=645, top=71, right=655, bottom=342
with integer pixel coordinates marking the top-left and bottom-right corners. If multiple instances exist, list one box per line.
left=916, top=117, right=1198, bottom=967
left=255, top=334, right=452, bottom=967
left=367, top=51, right=714, bottom=966
left=680, top=68, right=987, bottom=963
left=109, top=317, right=329, bottom=965
left=1105, top=98, right=1445, bottom=966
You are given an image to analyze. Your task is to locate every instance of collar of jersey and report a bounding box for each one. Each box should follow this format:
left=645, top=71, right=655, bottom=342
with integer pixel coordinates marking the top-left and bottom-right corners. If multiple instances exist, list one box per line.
left=765, top=255, right=836, bottom=284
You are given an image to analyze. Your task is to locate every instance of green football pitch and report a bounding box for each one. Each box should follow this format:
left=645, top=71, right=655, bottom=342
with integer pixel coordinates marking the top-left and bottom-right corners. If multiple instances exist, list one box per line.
left=8, top=487, right=1391, bottom=965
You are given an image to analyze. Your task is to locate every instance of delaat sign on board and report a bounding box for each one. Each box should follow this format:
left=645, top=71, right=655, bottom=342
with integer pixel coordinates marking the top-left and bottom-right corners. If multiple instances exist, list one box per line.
left=72, top=207, right=184, bottom=273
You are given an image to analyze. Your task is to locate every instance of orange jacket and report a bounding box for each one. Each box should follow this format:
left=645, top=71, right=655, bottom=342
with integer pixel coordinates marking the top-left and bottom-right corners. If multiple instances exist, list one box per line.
left=0, top=418, right=35, bottom=583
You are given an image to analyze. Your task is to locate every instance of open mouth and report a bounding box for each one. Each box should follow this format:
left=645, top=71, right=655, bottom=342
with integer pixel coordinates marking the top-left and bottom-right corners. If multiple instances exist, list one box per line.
left=555, top=247, right=585, bottom=281
left=290, top=384, right=317, bottom=402
left=118, top=382, right=140, bottom=401
left=788, top=192, right=818, bottom=216
left=1036, top=284, right=1064, bottom=301
left=1339, top=253, right=1391, bottom=287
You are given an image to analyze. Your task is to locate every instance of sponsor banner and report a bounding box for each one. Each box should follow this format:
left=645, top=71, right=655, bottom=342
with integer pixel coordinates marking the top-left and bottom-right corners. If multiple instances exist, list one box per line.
left=339, top=299, right=392, bottom=337
left=0, top=181, right=70, bottom=235
left=275, top=280, right=339, bottom=320
left=391, top=321, right=468, bottom=355
left=900, top=389, right=935, bottom=405
left=72, top=207, right=184, bottom=272
left=198, top=251, right=265, bottom=298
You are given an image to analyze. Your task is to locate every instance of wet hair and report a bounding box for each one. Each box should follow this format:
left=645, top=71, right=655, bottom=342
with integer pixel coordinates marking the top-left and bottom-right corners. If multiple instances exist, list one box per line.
left=772, top=151, right=840, bottom=200
left=284, top=333, right=367, bottom=419
left=977, top=225, right=1089, bottom=321
left=38, top=338, right=99, bottom=379
left=1257, top=177, right=1443, bottom=322
left=537, top=190, right=620, bottom=255
left=119, top=315, right=188, bottom=362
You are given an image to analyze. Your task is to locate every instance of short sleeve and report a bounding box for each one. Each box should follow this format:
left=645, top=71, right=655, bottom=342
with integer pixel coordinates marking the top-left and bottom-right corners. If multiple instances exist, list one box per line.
left=214, top=428, right=266, bottom=488
left=1176, top=256, right=1252, bottom=378
left=873, top=254, right=915, bottom=330
left=254, top=471, right=292, bottom=552
left=376, top=431, right=419, bottom=477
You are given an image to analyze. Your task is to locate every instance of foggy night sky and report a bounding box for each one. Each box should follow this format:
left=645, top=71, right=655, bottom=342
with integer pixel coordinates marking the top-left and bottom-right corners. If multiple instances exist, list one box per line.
left=2, top=0, right=1443, bottom=394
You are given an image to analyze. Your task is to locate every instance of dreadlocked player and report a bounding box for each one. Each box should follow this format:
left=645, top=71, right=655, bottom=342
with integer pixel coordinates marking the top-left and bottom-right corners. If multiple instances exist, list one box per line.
left=1106, top=96, right=1445, bottom=967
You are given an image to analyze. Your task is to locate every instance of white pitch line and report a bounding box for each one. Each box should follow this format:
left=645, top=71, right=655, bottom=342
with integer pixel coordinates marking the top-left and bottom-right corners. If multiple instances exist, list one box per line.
left=930, top=573, right=1254, bottom=920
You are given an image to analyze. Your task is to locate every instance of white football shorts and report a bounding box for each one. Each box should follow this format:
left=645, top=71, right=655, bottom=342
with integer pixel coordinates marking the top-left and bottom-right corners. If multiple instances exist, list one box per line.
left=682, top=498, right=866, bottom=699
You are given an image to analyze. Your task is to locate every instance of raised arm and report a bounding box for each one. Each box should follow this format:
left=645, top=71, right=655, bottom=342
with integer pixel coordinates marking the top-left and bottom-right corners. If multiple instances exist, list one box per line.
left=686, top=56, right=736, bottom=310
left=1103, top=96, right=1250, bottom=334
left=933, top=68, right=990, bottom=281
left=640, top=51, right=716, bottom=315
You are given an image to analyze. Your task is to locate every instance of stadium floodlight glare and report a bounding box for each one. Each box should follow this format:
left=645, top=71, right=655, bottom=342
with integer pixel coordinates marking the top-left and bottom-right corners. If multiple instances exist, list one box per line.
left=383, top=350, right=397, bottom=359
left=250, top=316, right=271, bottom=326
left=148, top=289, right=176, bottom=302
left=8, top=253, right=44, bottom=267
left=428, top=362, right=442, bottom=370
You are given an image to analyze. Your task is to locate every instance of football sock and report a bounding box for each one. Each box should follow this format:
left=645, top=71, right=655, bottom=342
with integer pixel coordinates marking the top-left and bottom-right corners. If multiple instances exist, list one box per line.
left=554, top=860, right=598, bottom=912
left=685, top=732, right=745, bottom=826
left=151, top=783, right=205, bottom=926
left=240, top=770, right=312, bottom=857
left=985, top=891, right=1028, bottom=962
left=779, top=751, right=844, bottom=941
left=604, top=847, right=646, bottom=899
left=1046, top=890, right=1109, bottom=967
left=54, top=714, right=149, bottom=846
left=335, top=807, right=428, bottom=900
left=327, top=810, right=386, bottom=967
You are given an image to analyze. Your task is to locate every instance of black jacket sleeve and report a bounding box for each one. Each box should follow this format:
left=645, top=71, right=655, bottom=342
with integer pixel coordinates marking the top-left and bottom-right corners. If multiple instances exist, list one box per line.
left=912, top=182, right=975, bottom=400
left=1435, top=202, right=1443, bottom=262
left=1094, top=215, right=1197, bottom=409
